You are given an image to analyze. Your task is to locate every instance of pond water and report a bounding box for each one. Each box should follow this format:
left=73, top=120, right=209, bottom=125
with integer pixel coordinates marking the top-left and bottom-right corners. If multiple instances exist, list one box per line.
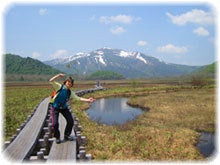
left=196, top=132, right=215, bottom=158
left=86, top=97, right=143, bottom=125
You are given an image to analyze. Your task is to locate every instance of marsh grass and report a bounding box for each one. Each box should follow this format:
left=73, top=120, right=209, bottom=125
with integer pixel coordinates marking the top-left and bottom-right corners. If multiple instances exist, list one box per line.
left=3, top=86, right=52, bottom=140
left=72, top=86, right=215, bottom=161
left=3, top=82, right=215, bottom=161
left=128, top=88, right=215, bottom=132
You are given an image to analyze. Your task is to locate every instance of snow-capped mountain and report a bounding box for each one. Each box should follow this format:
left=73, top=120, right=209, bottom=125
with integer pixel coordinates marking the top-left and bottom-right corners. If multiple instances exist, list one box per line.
left=44, top=48, right=199, bottom=78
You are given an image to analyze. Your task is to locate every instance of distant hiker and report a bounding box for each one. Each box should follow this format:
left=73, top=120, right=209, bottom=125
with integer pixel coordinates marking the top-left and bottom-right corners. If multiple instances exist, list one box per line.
left=95, top=80, right=101, bottom=88
left=49, top=73, right=95, bottom=144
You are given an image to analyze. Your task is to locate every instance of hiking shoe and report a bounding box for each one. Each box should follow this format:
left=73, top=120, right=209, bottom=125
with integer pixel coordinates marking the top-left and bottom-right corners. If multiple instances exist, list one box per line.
left=64, top=135, right=75, bottom=141
left=56, top=138, right=61, bottom=144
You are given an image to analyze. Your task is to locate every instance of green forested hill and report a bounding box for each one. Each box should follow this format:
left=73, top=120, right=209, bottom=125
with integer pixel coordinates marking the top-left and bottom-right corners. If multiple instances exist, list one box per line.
left=5, top=54, right=61, bottom=75
left=193, top=62, right=216, bottom=78
left=87, top=70, right=125, bottom=80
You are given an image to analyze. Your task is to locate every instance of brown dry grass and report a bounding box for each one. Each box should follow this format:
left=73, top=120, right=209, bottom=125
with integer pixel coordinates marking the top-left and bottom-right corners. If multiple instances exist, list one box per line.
left=72, top=86, right=215, bottom=161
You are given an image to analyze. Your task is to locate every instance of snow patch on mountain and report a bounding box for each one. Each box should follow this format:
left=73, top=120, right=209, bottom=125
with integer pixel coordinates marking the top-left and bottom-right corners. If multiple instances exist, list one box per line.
left=119, top=50, right=135, bottom=57
left=94, top=50, right=104, bottom=55
left=61, top=52, right=90, bottom=64
left=118, top=50, right=148, bottom=64
left=136, top=52, right=148, bottom=64
left=76, top=52, right=85, bottom=56
left=94, top=55, right=106, bottom=65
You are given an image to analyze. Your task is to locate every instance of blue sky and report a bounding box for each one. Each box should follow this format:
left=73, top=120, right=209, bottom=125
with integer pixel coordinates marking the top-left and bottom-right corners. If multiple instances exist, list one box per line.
left=3, top=2, right=217, bottom=66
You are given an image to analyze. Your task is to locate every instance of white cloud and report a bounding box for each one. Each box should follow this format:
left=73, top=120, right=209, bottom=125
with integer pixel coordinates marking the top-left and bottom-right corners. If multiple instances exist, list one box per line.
left=137, top=40, right=148, bottom=46
left=51, top=49, right=68, bottom=59
left=110, top=26, right=126, bottom=35
left=193, top=27, right=210, bottom=36
left=99, top=14, right=141, bottom=35
left=157, top=44, right=188, bottom=54
left=39, top=8, right=48, bottom=16
left=166, top=9, right=214, bottom=26
left=100, top=14, right=141, bottom=24
left=32, top=52, right=41, bottom=59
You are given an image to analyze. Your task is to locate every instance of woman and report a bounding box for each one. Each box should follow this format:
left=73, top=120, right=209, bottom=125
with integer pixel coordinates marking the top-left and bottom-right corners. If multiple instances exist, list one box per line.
left=49, top=73, right=94, bottom=144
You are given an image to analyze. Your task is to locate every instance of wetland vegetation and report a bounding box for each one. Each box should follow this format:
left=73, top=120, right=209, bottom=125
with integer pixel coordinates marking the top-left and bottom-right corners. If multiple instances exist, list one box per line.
left=3, top=79, right=216, bottom=161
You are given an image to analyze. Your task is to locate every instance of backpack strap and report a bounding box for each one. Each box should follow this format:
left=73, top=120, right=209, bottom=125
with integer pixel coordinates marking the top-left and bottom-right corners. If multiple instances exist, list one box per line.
left=66, top=89, right=71, bottom=101
left=55, top=85, right=71, bottom=101
left=56, top=84, right=63, bottom=94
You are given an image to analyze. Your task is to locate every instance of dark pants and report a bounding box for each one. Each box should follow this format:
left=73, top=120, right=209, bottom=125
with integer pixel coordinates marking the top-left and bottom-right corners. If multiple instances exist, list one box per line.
left=53, top=108, right=73, bottom=139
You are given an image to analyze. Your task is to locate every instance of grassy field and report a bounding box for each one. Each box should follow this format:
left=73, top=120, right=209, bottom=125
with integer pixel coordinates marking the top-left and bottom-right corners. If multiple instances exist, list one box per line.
left=3, top=80, right=216, bottom=161
left=3, top=85, right=52, bottom=140
left=72, top=85, right=215, bottom=161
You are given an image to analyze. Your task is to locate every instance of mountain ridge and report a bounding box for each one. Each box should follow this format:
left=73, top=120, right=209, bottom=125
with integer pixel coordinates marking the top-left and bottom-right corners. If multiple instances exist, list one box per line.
left=44, top=47, right=201, bottom=78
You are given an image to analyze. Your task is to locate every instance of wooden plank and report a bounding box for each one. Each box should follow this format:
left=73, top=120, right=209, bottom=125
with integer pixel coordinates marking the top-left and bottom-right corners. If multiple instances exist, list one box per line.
left=3, top=97, right=50, bottom=162
left=47, top=112, right=76, bottom=161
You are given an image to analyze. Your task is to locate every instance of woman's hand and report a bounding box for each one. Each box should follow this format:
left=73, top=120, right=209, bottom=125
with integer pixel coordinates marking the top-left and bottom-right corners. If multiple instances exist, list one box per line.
left=88, top=98, right=95, bottom=103
left=58, top=73, right=65, bottom=78
left=49, top=73, right=65, bottom=82
left=80, top=97, right=95, bottom=103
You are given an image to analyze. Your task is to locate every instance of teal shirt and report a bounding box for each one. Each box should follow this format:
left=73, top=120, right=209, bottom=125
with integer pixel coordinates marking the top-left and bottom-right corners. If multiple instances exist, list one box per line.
left=50, top=81, right=80, bottom=105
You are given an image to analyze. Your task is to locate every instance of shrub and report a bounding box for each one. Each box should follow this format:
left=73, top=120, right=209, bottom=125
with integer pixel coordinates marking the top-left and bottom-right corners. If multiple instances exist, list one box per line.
left=191, top=76, right=207, bottom=88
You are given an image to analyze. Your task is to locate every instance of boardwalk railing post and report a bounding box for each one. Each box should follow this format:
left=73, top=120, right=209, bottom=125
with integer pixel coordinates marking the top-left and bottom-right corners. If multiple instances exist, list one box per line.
left=37, top=151, right=45, bottom=160
left=3, top=141, right=10, bottom=149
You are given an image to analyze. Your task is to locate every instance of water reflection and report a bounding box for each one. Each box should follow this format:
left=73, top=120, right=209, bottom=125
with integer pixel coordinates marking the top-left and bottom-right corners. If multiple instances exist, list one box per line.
left=86, top=97, right=143, bottom=125
left=196, top=132, right=215, bottom=157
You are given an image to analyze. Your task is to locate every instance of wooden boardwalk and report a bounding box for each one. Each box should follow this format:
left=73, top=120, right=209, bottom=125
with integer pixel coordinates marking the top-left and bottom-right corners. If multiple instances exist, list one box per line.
left=47, top=113, right=76, bottom=161
left=4, top=87, right=105, bottom=162
left=3, top=97, right=50, bottom=161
